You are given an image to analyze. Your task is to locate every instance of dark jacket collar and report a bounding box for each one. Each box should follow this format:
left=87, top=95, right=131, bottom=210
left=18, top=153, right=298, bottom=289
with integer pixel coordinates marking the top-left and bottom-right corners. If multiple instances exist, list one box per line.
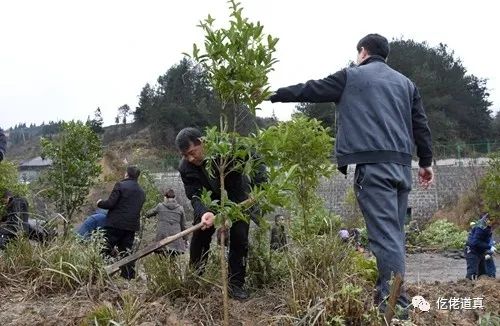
left=359, top=55, right=386, bottom=66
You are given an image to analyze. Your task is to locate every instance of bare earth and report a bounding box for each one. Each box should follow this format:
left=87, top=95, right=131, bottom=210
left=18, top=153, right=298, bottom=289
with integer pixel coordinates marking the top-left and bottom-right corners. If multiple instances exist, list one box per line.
left=406, top=253, right=466, bottom=283
left=1, top=253, right=497, bottom=326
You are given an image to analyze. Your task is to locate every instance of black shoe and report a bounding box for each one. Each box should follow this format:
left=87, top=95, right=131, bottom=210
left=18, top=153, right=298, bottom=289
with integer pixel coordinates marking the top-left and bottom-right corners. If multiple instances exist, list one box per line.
left=229, top=285, right=249, bottom=301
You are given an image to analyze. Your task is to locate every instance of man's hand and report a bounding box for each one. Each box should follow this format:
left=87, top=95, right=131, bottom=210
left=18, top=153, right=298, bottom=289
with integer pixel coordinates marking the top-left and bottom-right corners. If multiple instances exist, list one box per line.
left=201, top=212, right=215, bottom=230
left=418, top=166, right=434, bottom=189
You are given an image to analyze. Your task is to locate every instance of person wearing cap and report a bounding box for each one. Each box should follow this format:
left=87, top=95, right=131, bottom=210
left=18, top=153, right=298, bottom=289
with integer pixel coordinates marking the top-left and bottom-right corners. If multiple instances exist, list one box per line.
left=145, top=188, right=188, bottom=257
left=268, top=33, right=434, bottom=317
left=465, top=213, right=495, bottom=279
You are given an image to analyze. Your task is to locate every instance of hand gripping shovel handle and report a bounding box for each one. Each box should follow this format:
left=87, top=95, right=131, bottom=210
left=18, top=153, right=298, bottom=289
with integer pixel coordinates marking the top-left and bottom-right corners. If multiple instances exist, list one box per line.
left=104, top=198, right=254, bottom=276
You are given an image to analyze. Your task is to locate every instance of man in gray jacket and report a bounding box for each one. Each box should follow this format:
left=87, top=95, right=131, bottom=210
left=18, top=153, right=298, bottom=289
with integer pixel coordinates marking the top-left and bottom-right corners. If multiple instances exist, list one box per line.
left=269, top=34, right=434, bottom=317
left=145, top=188, right=188, bottom=256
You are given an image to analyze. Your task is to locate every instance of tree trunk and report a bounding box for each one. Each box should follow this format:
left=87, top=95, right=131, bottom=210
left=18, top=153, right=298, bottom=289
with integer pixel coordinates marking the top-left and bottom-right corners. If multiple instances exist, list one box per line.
left=219, top=165, right=230, bottom=326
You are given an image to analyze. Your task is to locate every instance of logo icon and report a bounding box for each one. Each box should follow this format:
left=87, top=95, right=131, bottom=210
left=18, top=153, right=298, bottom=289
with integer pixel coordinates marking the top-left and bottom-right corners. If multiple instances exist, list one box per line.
left=412, top=295, right=430, bottom=312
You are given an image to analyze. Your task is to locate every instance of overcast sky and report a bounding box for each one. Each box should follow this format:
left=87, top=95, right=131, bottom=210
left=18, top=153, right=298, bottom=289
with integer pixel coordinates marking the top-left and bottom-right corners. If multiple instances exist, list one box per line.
left=1, top=0, right=499, bottom=129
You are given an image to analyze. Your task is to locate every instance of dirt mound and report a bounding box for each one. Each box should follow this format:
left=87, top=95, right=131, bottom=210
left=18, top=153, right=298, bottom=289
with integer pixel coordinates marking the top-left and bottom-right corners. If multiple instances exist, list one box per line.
left=408, top=278, right=500, bottom=325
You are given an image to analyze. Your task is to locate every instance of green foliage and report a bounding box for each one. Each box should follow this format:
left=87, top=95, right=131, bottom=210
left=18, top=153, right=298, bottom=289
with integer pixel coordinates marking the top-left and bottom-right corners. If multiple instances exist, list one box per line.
left=0, top=161, right=27, bottom=215
left=188, top=0, right=279, bottom=115
left=86, top=107, right=104, bottom=134
left=294, top=102, right=337, bottom=137
left=0, top=232, right=107, bottom=293
left=143, top=255, right=185, bottom=298
left=258, top=115, right=335, bottom=235
left=85, top=293, right=143, bottom=326
left=40, top=121, right=102, bottom=235
left=351, top=251, right=378, bottom=285
left=246, top=217, right=288, bottom=288
left=480, top=152, right=500, bottom=218
left=478, top=312, right=500, bottom=326
left=415, top=219, right=468, bottom=250
left=281, top=233, right=381, bottom=325
left=138, top=169, right=163, bottom=215
left=199, top=128, right=257, bottom=226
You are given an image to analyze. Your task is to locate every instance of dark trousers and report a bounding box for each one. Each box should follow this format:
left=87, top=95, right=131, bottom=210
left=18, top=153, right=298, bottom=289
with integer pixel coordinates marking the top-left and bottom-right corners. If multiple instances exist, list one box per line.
left=190, top=220, right=249, bottom=287
left=104, top=227, right=136, bottom=279
left=465, top=249, right=482, bottom=279
left=355, top=163, right=411, bottom=312
left=484, top=257, right=496, bottom=278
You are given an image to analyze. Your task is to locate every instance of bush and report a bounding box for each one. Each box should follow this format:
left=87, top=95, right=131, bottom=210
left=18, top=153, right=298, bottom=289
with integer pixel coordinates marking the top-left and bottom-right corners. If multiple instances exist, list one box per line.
left=143, top=254, right=186, bottom=298
left=481, top=152, right=500, bottom=218
left=85, top=292, right=143, bottom=326
left=246, top=218, right=288, bottom=288
left=415, top=219, right=468, bottom=250
left=278, top=233, right=381, bottom=325
left=0, top=231, right=107, bottom=293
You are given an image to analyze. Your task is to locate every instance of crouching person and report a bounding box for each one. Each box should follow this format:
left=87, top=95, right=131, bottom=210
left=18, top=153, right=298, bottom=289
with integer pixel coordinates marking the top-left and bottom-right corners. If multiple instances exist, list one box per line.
left=1, top=190, right=29, bottom=249
left=76, top=208, right=108, bottom=239
left=145, top=188, right=188, bottom=257
left=465, top=213, right=495, bottom=280
left=97, top=166, right=145, bottom=279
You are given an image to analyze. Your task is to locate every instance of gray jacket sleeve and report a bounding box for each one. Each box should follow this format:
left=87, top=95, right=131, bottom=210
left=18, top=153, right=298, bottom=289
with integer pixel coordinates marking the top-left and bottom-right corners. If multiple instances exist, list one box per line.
left=411, top=86, right=433, bottom=167
left=145, top=204, right=160, bottom=218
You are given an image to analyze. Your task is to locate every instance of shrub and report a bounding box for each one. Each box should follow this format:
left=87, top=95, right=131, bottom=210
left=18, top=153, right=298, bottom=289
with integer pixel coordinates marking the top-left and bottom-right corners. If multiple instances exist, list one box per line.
left=246, top=218, right=288, bottom=288
left=85, top=292, right=143, bottom=326
left=0, top=231, right=107, bottom=293
left=143, top=254, right=186, bottom=298
left=279, top=233, right=382, bottom=325
left=480, top=152, right=500, bottom=218
left=415, top=219, right=468, bottom=250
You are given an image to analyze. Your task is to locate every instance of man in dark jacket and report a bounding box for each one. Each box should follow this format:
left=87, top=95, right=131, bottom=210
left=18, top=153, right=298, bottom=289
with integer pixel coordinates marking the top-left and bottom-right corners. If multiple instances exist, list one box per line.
left=97, top=166, right=145, bottom=279
left=175, top=127, right=267, bottom=300
left=0, top=190, right=30, bottom=249
left=0, top=128, right=6, bottom=162
left=269, top=34, right=434, bottom=316
left=465, top=213, right=495, bottom=279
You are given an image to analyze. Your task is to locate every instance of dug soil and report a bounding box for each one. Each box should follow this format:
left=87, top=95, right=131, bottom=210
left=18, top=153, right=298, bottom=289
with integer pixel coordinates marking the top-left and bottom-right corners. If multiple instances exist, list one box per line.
left=0, top=253, right=498, bottom=325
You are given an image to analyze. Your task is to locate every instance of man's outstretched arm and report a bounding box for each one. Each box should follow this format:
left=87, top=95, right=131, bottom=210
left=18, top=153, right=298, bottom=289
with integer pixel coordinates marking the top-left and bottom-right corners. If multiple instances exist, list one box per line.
left=269, top=70, right=346, bottom=103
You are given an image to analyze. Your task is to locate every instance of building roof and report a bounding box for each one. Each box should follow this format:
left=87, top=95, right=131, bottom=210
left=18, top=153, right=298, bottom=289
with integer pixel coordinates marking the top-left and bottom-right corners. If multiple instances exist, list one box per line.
left=19, top=156, right=53, bottom=168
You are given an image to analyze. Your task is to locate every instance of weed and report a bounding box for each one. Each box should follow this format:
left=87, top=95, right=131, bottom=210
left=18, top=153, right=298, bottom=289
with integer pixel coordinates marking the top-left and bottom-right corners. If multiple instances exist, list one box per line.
left=0, top=231, right=107, bottom=294
left=414, top=219, right=468, bottom=250
left=85, top=293, right=143, bottom=326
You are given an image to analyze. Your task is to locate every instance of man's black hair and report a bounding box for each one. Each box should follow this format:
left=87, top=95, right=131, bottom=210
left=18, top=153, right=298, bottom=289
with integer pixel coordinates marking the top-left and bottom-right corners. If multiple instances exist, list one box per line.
left=175, top=127, right=202, bottom=152
left=126, top=166, right=141, bottom=180
left=356, top=33, right=390, bottom=59
left=165, top=188, right=175, bottom=198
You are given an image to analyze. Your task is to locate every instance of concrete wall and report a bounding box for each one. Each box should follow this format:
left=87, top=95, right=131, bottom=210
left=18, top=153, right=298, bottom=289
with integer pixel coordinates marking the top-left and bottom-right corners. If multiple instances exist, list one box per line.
left=151, top=159, right=488, bottom=222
